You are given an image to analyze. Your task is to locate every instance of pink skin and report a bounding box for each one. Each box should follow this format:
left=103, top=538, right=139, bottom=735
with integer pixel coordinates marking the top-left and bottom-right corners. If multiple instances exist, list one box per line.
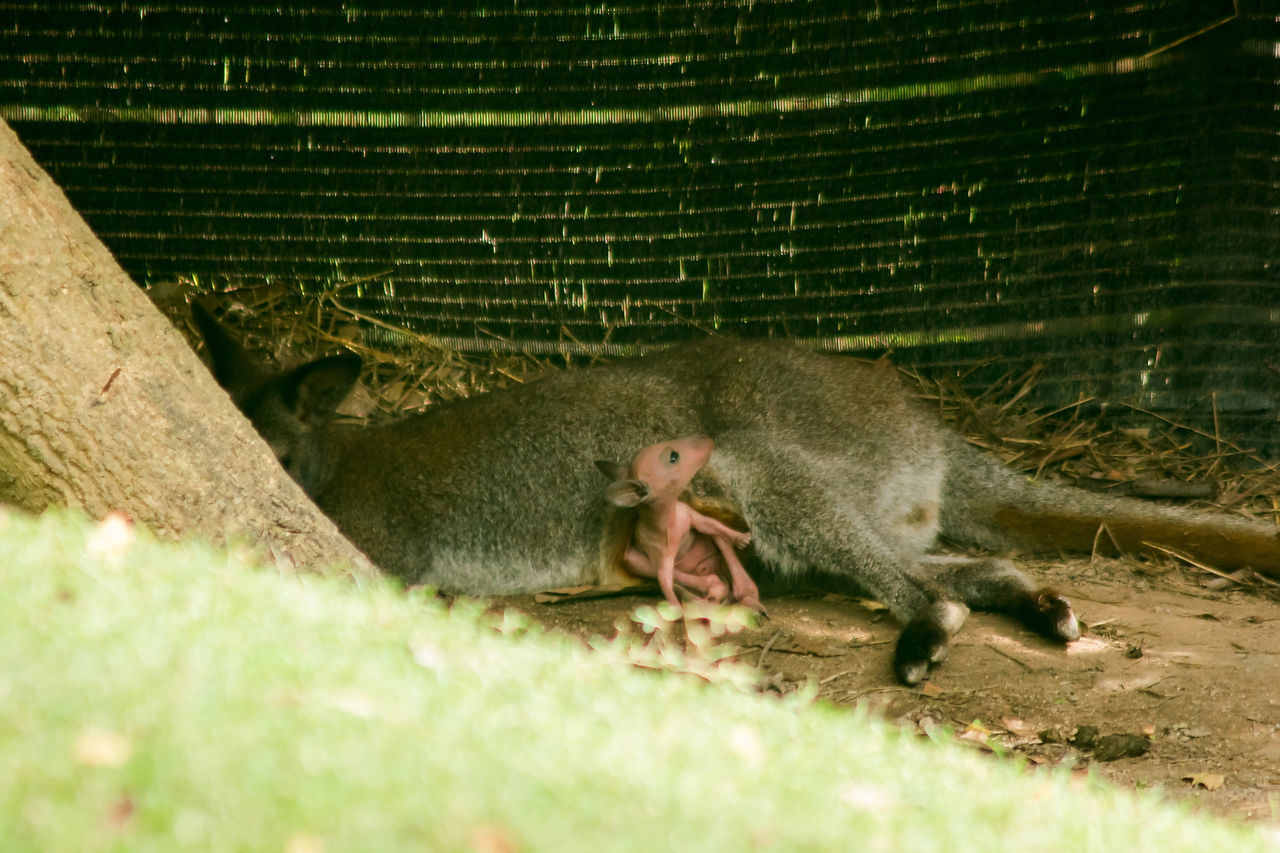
left=596, top=435, right=764, bottom=614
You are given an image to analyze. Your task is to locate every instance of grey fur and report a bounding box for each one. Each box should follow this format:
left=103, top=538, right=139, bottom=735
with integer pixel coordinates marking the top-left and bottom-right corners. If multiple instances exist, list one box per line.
left=194, top=307, right=1280, bottom=682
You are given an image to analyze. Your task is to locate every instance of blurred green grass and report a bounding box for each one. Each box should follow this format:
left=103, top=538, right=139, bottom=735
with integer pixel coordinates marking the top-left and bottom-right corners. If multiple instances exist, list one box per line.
left=0, top=507, right=1273, bottom=852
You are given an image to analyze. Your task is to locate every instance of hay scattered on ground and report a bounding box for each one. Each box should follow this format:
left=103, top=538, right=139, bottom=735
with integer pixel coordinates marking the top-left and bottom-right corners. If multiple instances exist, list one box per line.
left=909, top=363, right=1280, bottom=520
left=906, top=363, right=1280, bottom=595
left=164, top=282, right=556, bottom=423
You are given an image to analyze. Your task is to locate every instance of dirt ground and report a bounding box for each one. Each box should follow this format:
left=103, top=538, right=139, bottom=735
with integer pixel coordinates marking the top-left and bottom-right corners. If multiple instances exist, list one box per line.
left=491, top=555, right=1280, bottom=824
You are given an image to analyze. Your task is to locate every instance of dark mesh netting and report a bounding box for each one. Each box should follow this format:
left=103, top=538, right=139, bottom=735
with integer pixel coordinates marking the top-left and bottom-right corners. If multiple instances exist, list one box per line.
left=2, top=2, right=1277, bottom=447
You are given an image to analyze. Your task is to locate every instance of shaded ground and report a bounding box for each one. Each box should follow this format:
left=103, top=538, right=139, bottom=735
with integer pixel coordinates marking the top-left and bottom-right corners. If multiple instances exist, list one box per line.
left=492, top=556, right=1280, bottom=824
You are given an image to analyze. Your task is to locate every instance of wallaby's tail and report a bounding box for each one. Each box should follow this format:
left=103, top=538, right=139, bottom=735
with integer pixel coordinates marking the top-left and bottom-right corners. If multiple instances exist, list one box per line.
left=939, top=436, right=1280, bottom=580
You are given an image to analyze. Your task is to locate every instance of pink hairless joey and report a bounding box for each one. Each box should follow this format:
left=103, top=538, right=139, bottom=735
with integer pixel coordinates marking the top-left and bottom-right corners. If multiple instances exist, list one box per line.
left=596, top=435, right=765, bottom=615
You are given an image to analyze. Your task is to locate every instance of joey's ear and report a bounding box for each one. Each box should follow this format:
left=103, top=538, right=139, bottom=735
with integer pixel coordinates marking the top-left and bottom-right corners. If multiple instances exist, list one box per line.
left=282, top=353, right=363, bottom=425
left=595, top=460, right=628, bottom=481
left=190, top=302, right=270, bottom=401
left=603, top=478, right=649, bottom=508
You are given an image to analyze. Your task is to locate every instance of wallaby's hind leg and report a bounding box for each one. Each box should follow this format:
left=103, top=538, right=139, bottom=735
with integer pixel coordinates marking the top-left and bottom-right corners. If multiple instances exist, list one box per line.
left=717, top=453, right=962, bottom=684
left=711, top=537, right=765, bottom=614
left=619, top=547, right=729, bottom=604
left=912, top=556, right=1080, bottom=643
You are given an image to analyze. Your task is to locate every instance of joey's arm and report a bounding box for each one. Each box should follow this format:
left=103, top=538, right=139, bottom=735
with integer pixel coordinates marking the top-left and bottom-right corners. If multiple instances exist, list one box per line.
left=687, top=507, right=752, bottom=548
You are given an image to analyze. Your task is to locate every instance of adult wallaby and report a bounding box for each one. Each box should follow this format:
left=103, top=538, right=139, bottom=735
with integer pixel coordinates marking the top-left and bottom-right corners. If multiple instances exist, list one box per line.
left=596, top=435, right=763, bottom=613
left=191, top=304, right=1280, bottom=684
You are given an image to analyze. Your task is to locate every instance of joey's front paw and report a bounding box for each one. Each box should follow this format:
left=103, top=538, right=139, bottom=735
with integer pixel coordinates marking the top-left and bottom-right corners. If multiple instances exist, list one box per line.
left=732, top=531, right=752, bottom=549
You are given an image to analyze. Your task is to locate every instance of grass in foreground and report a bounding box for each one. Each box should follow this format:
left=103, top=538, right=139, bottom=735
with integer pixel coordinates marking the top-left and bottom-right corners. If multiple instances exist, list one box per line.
left=0, top=508, right=1274, bottom=852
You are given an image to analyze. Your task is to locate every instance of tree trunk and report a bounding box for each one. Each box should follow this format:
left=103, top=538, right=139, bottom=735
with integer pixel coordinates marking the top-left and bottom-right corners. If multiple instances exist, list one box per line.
left=0, top=118, right=376, bottom=579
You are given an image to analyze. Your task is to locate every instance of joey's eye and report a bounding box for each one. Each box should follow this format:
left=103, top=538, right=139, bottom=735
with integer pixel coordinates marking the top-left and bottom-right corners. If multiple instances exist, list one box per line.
left=668, top=450, right=679, bottom=464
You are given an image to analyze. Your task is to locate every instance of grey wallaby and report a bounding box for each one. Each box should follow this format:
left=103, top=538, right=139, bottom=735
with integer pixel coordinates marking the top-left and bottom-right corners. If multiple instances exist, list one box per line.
left=192, top=304, right=1280, bottom=684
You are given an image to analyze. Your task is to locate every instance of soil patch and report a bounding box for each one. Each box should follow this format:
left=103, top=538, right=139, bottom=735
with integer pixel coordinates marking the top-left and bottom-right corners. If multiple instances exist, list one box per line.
left=492, top=556, right=1280, bottom=824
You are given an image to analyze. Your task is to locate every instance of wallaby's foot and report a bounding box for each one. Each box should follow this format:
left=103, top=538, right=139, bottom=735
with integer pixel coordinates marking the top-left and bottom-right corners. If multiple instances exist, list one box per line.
left=1021, top=588, right=1080, bottom=643
left=894, top=618, right=948, bottom=686
left=911, top=556, right=1080, bottom=646
left=892, top=600, right=969, bottom=685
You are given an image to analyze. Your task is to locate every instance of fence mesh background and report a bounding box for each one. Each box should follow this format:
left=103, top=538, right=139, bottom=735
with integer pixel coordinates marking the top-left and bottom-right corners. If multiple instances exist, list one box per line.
left=2, top=2, right=1277, bottom=448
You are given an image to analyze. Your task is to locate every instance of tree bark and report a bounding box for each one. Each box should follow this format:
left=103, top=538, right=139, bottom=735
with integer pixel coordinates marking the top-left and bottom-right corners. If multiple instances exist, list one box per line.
left=0, top=118, right=376, bottom=579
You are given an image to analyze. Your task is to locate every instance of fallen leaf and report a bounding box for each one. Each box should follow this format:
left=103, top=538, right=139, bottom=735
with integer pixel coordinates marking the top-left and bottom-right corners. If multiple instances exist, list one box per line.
left=838, top=781, right=897, bottom=809
left=918, top=716, right=946, bottom=740
left=1000, top=716, right=1027, bottom=733
left=470, top=825, right=520, bottom=853
left=534, top=584, right=647, bottom=604
left=321, top=689, right=378, bottom=719
left=409, top=639, right=446, bottom=670
left=919, top=681, right=944, bottom=698
left=86, top=513, right=134, bottom=566
left=107, top=795, right=135, bottom=829
left=958, top=724, right=995, bottom=749
left=543, top=585, right=595, bottom=596
left=728, top=724, right=765, bottom=768
left=285, top=833, right=326, bottom=853
left=1183, top=773, right=1226, bottom=791
left=75, top=728, right=133, bottom=768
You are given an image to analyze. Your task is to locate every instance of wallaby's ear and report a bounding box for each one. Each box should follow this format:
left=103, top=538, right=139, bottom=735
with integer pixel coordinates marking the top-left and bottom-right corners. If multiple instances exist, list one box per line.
left=595, top=460, right=628, bottom=481
left=603, top=478, right=649, bottom=508
left=282, top=354, right=363, bottom=425
left=190, top=302, right=270, bottom=402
